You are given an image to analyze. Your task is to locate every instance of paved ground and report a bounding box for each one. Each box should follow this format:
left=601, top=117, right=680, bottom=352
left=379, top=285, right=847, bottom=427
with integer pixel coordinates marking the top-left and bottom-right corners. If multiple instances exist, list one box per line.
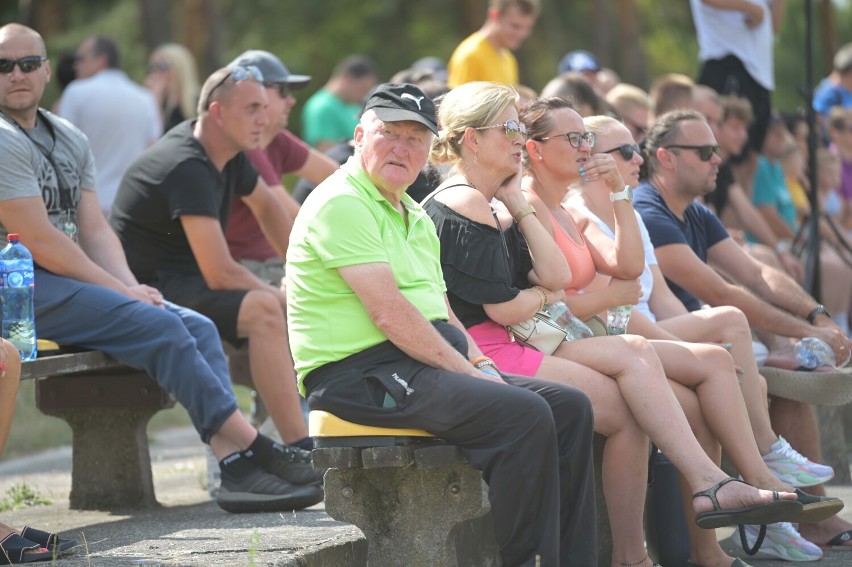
left=0, top=426, right=850, bottom=566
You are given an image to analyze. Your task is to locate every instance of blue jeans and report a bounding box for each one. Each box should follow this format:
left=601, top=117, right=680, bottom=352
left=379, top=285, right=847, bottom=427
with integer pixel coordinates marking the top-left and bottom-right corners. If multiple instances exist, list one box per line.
left=33, top=268, right=239, bottom=443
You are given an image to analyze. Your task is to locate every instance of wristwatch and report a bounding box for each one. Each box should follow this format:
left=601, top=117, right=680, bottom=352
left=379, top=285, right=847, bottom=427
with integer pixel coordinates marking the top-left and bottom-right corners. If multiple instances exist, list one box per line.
left=610, top=186, right=634, bottom=203
left=806, top=304, right=831, bottom=324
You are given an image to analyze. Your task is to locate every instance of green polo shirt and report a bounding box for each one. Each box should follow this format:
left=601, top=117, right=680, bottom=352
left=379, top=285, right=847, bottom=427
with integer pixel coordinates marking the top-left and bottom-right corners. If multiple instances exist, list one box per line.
left=285, top=157, right=448, bottom=392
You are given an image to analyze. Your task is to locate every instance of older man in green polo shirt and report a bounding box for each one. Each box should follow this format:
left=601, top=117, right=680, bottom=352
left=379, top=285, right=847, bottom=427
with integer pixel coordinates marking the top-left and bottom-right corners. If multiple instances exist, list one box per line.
left=285, top=83, right=598, bottom=566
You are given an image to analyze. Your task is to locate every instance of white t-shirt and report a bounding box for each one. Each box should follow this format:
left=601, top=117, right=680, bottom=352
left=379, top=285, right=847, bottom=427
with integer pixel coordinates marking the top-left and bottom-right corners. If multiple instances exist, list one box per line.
left=575, top=202, right=658, bottom=323
left=59, top=69, right=161, bottom=215
left=690, top=0, right=775, bottom=91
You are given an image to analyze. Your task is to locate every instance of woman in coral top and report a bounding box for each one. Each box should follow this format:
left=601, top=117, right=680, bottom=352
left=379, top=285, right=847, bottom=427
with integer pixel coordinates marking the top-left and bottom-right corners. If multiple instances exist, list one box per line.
left=520, top=100, right=838, bottom=566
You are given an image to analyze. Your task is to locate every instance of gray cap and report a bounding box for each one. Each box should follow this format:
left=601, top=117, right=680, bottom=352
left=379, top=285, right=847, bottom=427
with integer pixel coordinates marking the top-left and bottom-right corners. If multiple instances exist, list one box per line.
left=229, top=50, right=311, bottom=89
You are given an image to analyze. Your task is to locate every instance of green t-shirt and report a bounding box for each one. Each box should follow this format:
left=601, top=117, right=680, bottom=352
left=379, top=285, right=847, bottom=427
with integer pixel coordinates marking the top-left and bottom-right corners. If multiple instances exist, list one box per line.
left=301, top=88, right=361, bottom=147
left=285, top=158, right=448, bottom=392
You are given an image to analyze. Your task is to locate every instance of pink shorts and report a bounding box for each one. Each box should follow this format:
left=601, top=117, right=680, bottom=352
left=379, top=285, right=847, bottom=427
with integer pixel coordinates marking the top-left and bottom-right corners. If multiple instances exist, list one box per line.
left=467, top=320, right=546, bottom=377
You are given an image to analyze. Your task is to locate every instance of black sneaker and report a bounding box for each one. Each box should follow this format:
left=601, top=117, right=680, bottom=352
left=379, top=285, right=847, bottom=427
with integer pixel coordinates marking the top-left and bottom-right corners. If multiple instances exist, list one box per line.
left=216, top=463, right=324, bottom=513
left=264, top=445, right=326, bottom=485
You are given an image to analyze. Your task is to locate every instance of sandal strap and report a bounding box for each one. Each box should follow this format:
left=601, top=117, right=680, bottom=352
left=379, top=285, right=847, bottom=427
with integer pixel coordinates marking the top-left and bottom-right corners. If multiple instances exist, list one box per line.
left=738, top=524, right=768, bottom=555
left=691, top=476, right=741, bottom=511
left=0, top=532, right=45, bottom=563
left=20, top=526, right=55, bottom=548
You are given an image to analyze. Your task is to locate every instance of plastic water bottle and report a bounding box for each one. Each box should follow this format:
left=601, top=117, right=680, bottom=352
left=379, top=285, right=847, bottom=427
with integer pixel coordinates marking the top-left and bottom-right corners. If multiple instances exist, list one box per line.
left=0, top=234, right=36, bottom=360
left=606, top=304, right=632, bottom=335
left=546, top=301, right=594, bottom=341
left=794, top=337, right=841, bottom=369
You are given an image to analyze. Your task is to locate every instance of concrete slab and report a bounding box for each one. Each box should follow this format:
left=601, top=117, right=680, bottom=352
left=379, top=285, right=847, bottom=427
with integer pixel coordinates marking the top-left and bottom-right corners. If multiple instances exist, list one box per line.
left=0, top=426, right=850, bottom=566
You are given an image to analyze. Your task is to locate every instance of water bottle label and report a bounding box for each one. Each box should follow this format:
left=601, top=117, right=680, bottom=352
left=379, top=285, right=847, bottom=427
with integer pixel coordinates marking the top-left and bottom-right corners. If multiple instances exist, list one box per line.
left=6, top=271, right=24, bottom=287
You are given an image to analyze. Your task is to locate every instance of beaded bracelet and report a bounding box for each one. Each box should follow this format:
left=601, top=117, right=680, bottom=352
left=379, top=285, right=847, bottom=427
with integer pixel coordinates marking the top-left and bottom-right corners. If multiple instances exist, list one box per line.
left=530, top=286, right=547, bottom=312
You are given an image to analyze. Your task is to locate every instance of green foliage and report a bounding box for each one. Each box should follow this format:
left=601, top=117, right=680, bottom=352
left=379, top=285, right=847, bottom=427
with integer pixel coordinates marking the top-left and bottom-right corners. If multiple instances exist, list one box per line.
left=247, top=528, right=260, bottom=566
left=3, top=0, right=850, bottom=117
left=0, top=482, right=52, bottom=512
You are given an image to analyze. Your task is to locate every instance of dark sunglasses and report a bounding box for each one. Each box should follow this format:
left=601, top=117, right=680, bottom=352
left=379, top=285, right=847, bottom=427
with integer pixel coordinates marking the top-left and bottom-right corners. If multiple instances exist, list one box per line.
left=0, top=56, right=47, bottom=74
left=148, top=61, right=171, bottom=73
left=265, top=82, right=291, bottom=100
left=538, top=130, right=595, bottom=149
left=203, top=65, right=264, bottom=110
left=475, top=119, right=527, bottom=141
left=664, top=144, right=721, bottom=162
left=603, top=144, right=642, bottom=161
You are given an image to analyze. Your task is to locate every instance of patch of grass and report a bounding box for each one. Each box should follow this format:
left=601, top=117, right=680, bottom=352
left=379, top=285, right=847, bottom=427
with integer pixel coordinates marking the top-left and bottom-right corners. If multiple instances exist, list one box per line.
left=0, top=482, right=52, bottom=512
left=248, top=528, right=260, bottom=566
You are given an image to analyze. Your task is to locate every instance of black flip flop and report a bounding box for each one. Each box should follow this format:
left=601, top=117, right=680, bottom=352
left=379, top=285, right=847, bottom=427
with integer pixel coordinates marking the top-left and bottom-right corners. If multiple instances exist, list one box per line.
left=0, top=533, right=51, bottom=564
left=692, top=477, right=802, bottom=529
left=820, top=529, right=852, bottom=550
left=20, top=527, right=77, bottom=555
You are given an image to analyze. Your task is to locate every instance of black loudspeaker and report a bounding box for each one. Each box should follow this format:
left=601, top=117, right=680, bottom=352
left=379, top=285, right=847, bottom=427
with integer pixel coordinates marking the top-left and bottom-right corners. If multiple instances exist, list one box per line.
left=645, top=449, right=691, bottom=567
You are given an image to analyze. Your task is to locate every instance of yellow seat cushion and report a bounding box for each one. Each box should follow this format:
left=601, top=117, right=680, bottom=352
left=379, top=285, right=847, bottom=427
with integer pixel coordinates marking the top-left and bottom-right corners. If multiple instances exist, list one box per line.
left=36, top=339, right=61, bottom=352
left=309, top=410, right=433, bottom=438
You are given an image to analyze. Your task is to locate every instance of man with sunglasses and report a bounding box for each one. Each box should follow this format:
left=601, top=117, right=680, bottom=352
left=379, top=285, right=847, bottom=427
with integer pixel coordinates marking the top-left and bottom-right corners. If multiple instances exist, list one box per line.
left=635, top=109, right=852, bottom=553
left=0, top=23, right=322, bottom=513
left=111, top=65, right=325, bottom=484
left=57, top=35, right=161, bottom=218
left=223, top=50, right=338, bottom=287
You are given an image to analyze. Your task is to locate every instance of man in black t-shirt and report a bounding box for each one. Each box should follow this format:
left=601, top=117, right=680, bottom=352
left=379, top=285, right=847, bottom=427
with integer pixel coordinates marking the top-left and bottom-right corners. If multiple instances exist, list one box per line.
left=112, top=66, right=320, bottom=467
left=636, top=109, right=852, bottom=548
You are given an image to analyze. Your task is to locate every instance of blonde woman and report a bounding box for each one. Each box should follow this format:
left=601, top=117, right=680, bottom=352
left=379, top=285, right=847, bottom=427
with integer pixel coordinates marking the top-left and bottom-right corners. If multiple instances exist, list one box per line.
left=423, top=82, right=802, bottom=567
left=145, top=43, right=200, bottom=132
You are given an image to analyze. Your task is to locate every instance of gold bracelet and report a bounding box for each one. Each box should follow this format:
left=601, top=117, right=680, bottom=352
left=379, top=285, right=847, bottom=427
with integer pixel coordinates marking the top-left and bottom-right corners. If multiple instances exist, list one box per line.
left=530, top=286, right=547, bottom=312
left=513, top=204, right=537, bottom=223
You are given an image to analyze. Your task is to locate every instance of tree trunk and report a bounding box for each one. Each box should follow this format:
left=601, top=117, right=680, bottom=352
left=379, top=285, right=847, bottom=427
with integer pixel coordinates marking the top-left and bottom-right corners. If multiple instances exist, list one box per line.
left=139, top=0, right=173, bottom=53
left=617, top=0, right=645, bottom=88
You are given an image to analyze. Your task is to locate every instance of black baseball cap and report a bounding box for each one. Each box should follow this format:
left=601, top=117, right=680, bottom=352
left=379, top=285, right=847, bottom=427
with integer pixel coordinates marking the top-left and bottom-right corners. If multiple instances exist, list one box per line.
left=229, top=50, right=311, bottom=89
left=363, top=83, right=438, bottom=135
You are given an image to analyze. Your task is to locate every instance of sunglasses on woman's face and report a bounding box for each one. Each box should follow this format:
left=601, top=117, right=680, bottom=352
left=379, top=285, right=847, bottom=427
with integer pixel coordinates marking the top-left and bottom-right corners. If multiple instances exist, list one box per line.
left=664, top=144, right=721, bottom=162
left=0, top=56, right=47, bottom=74
left=603, top=144, right=642, bottom=161
left=474, top=119, right=528, bottom=141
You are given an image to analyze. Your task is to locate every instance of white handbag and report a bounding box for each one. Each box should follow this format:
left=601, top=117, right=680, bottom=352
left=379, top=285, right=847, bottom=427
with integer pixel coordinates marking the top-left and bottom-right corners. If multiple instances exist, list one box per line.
left=507, top=311, right=568, bottom=354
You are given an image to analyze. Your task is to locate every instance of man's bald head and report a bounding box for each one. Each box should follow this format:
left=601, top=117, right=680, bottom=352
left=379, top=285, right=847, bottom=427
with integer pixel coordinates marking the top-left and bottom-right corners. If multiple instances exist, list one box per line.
left=0, top=24, right=46, bottom=57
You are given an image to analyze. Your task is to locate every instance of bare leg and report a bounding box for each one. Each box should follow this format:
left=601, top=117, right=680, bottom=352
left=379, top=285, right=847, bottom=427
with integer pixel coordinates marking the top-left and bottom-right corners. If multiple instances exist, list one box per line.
left=670, top=382, right=735, bottom=567
left=770, top=397, right=852, bottom=546
left=657, top=306, right=779, bottom=453
left=552, top=336, right=795, bottom=520
left=207, top=410, right=262, bottom=460
left=0, top=340, right=21, bottom=457
left=535, top=355, right=649, bottom=565
left=649, top=340, right=790, bottom=492
left=237, top=290, right=308, bottom=443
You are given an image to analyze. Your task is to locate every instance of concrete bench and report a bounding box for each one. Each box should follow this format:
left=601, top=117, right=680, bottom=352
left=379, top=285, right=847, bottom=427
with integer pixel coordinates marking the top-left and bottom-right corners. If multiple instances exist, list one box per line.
left=22, top=346, right=172, bottom=510
left=21, top=340, right=260, bottom=510
left=310, top=410, right=613, bottom=566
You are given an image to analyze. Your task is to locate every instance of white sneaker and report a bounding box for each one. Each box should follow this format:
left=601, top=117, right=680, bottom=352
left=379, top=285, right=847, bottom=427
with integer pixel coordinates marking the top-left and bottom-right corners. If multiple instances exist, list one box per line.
left=762, top=436, right=834, bottom=487
left=730, top=522, right=823, bottom=562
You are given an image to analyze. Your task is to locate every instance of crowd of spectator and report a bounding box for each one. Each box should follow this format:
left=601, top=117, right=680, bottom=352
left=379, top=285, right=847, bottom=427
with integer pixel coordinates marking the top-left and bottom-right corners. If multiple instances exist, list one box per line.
left=1, top=0, right=852, bottom=565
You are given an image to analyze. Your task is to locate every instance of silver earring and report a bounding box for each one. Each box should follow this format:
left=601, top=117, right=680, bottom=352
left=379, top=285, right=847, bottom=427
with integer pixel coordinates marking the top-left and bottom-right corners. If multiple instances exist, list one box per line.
left=474, top=153, right=479, bottom=165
